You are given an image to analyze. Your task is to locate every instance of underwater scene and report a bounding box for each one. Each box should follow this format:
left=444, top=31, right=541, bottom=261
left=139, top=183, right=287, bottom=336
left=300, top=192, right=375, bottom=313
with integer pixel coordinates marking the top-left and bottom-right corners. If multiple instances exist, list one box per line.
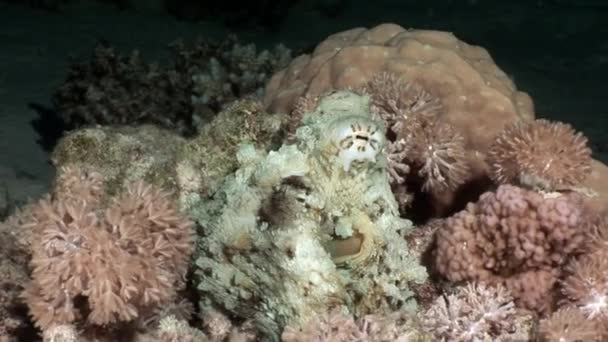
left=0, top=0, right=607, bottom=341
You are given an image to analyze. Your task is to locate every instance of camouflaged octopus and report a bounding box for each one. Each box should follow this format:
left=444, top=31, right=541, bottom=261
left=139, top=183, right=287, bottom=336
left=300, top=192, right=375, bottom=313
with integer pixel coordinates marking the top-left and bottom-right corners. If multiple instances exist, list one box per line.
left=190, top=90, right=427, bottom=340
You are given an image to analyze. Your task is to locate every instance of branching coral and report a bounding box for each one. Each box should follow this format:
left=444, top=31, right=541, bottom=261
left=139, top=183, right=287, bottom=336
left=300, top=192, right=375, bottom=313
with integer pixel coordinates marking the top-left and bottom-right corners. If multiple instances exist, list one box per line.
left=51, top=36, right=291, bottom=140
left=421, top=283, right=533, bottom=341
left=434, top=184, right=590, bottom=312
left=487, top=119, right=592, bottom=191
left=53, top=44, right=196, bottom=136
left=180, top=35, right=291, bottom=112
left=21, top=166, right=194, bottom=335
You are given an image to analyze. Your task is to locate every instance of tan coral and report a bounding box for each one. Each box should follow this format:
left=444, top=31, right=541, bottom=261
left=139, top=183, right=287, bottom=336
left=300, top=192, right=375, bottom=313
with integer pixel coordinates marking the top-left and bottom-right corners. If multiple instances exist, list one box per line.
left=264, top=23, right=534, bottom=154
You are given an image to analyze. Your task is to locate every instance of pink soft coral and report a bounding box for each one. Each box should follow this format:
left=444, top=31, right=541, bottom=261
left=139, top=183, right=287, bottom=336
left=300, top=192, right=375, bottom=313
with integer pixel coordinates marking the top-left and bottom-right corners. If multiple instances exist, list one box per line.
left=358, top=72, right=470, bottom=194
left=487, top=119, right=592, bottom=191
left=21, top=166, right=194, bottom=334
left=399, top=116, right=470, bottom=194
left=359, top=72, right=441, bottom=133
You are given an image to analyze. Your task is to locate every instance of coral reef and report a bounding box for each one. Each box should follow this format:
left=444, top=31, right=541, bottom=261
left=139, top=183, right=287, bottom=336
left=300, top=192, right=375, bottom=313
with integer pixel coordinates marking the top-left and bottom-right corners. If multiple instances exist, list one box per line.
left=262, top=22, right=608, bottom=217
left=427, top=108, right=608, bottom=339
left=9, top=22, right=608, bottom=342
left=192, top=91, right=427, bottom=340
left=19, top=166, right=195, bottom=339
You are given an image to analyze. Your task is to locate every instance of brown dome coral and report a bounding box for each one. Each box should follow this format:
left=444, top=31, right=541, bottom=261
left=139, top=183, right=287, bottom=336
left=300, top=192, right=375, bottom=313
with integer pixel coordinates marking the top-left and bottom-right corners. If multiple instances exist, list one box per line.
left=263, top=23, right=534, bottom=153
